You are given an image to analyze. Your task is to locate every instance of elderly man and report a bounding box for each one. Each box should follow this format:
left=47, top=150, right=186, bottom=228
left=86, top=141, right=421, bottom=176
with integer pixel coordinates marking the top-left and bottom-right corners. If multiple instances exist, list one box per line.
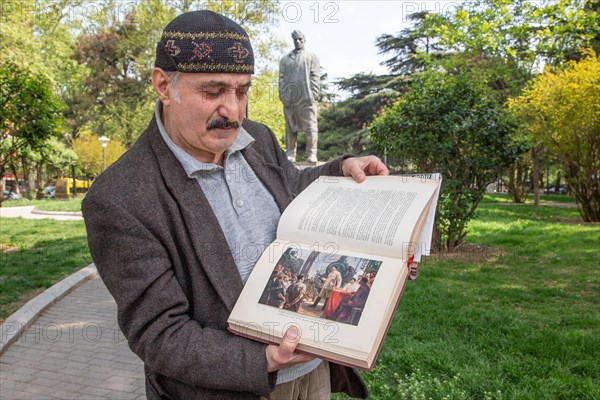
left=279, top=30, right=320, bottom=163
left=83, top=11, right=387, bottom=400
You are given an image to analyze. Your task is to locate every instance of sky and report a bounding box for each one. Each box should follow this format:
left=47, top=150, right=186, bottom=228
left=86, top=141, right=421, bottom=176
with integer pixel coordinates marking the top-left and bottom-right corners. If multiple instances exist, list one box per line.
left=271, top=1, right=452, bottom=81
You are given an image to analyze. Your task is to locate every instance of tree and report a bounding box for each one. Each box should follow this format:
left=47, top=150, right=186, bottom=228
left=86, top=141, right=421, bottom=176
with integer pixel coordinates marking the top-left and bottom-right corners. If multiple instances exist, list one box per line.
left=248, top=69, right=285, bottom=145
left=70, top=0, right=284, bottom=147
left=537, top=0, right=600, bottom=64
left=202, top=0, right=285, bottom=68
left=71, top=130, right=127, bottom=177
left=370, top=72, right=526, bottom=250
left=399, top=0, right=599, bottom=100
left=0, top=0, right=77, bottom=77
left=15, top=137, right=77, bottom=197
left=0, top=62, right=65, bottom=200
left=322, top=0, right=596, bottom=164
left=74, top=12, right=152, bottom=147
left=413, top=0, right=598, bottom=204
left=587, top=0, right=600, bottom=54
left=314, top=73, right=411, bottom=161
left=376, top=11, right=443, bottom=76
left=509, top=51, right=600, bottom=222
left=505, top=154, right=533, bottom=204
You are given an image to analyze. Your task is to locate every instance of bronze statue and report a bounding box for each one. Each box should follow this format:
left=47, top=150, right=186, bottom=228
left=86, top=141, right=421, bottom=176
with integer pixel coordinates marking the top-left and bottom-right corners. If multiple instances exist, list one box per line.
left=279, top=30, right=321, bottom=163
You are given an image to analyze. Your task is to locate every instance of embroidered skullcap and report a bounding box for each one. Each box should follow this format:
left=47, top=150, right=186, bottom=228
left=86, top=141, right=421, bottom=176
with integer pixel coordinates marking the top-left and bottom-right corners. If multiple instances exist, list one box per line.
left=155, top=10, right=254, bottom=74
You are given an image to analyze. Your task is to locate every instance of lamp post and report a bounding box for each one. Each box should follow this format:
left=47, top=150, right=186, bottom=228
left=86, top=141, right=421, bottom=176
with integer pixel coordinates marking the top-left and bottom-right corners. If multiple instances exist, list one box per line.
left=98, top=135, right=110, bottom=172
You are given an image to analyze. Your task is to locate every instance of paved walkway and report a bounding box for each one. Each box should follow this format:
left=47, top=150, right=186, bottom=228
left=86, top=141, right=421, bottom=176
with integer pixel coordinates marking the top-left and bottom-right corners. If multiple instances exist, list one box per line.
left=0, top=277, right=145, bottom=399
left=0, top=206, right=83, bottom=221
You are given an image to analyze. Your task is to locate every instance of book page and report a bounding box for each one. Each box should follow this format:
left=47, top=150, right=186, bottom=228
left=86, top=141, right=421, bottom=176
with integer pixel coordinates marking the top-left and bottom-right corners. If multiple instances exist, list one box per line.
left=228, top=239, right=408, bottom=357
left=277, top=176, right=438, bottom=260
left=400, top=173, right=442, bottom=261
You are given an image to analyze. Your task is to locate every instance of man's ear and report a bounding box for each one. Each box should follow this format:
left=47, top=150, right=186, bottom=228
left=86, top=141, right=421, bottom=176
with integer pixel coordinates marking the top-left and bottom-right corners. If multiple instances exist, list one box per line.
left=151, top=68, right=171, bottom=106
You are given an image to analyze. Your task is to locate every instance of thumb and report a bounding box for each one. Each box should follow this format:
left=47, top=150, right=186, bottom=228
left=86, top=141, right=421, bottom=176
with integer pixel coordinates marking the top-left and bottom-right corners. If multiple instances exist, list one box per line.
left=266, top=325, right=314, bottom=372
left=278, top=326, right=301, bottom=359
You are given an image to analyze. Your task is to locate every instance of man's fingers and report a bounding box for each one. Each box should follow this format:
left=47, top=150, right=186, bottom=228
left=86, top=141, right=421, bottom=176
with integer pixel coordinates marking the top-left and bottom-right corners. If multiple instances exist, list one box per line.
left=278, top=326, right=300, bottom=359
left=370, top=159, right=389, bottom=176
left=350, top=166, right=367, bottom=183
left=266, top=326, right=314, bottom=372
left=362, top=156, right=389, bottom=176
left=345, top=161, right=368, bottom=183
left=342, top=156, right=389, bottom=183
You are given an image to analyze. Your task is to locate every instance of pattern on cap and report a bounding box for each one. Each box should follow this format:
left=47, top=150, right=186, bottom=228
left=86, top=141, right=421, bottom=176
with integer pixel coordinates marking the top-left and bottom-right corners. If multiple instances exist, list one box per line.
left=155, top=11, right=255, bottom=74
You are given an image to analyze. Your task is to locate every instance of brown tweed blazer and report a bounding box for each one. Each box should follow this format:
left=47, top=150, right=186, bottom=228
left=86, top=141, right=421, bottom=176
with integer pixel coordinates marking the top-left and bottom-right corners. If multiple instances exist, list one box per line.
left=82, top=116, right=368, bottom=399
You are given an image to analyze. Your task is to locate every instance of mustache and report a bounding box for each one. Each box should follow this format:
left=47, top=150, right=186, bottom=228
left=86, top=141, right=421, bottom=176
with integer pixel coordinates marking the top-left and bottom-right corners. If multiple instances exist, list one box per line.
left=207, top=118, right=240, bottom=130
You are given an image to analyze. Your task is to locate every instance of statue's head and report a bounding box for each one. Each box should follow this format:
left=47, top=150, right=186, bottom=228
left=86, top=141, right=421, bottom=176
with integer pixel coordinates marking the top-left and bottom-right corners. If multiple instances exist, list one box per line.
left=291, top=30, right=305, bottom=51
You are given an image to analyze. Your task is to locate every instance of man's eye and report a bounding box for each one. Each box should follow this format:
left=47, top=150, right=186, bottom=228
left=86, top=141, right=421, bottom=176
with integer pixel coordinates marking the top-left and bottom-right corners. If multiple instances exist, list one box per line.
left=203, top=90, right=222, bottom=97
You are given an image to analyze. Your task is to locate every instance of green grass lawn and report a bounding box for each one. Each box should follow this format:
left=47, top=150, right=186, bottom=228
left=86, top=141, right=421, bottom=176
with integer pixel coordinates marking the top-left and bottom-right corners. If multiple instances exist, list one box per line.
left=1, top=196, right=83, bottom=212
left=1, top=198, right=598, bottom=398
left=337, top=202, right=599, bottom=399
left=484, top=192, right=577, bottom=204
left=2, top=193, right=572, bottom=212
left=0, top=218, right=91, bottom=320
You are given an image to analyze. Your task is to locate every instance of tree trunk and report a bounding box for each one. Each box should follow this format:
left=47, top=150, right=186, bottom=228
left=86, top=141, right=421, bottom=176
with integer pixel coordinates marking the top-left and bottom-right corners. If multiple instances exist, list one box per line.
left=10, top=164, right=20, bottom=195
left=35, top=163, right=44, bottom=199
left=564, top=160, right=600, bottom=222
left=22, top=160, right=35, bottom=198
left=507, top=161, right=529, bottom=203
left=432, top=225, right=443, bottom=253
left=71, top=164, right=78, bottom=198
left=532, top=148, right=540, bottom=206
left=36, top=163, right=43, bottom=187
left=507, top=165, right=518, bottom=202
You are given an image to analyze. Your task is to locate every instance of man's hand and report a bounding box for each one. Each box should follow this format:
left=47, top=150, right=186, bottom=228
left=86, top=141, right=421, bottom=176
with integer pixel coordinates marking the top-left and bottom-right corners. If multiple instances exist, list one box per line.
left=342, top=156, right=389, bottom=183
left=266, top=326, right=314, bottom=372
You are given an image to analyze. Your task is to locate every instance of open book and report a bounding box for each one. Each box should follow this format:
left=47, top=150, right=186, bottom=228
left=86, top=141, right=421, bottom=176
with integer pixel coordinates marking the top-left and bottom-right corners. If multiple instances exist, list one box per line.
left=228, top=174, right=442, bottom=370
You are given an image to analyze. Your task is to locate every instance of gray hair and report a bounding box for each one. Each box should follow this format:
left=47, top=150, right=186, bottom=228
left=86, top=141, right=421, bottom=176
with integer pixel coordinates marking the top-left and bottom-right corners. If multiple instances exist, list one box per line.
left=165, top=71, right=181, bottom=88
left=165, top=71, right=182, bottom=104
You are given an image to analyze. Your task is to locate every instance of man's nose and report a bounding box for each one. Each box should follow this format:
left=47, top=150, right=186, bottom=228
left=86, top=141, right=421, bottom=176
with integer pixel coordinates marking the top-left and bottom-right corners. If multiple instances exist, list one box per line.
left=217, top=91, right=243, bottom=118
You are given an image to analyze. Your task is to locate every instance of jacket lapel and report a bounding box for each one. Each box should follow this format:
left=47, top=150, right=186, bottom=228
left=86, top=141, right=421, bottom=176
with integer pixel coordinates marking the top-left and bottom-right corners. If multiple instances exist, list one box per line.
left=147, top=118, right=243, bottom=311
left=242, top=142, right=293, bottom=213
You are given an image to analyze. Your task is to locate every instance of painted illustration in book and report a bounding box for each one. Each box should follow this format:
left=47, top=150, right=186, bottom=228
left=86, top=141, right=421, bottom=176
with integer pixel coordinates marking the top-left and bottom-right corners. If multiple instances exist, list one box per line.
left=258, top=246, right=382, bottom=326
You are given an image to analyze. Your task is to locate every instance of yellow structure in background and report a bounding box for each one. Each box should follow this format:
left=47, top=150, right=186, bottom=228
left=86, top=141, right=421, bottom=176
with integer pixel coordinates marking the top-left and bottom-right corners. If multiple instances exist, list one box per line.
left=54, top=178, right=91, bottom=199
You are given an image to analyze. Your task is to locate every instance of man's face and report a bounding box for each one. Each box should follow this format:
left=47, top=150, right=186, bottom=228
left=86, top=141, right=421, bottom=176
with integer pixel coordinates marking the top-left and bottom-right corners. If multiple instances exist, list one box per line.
left=293, top=35, right=305, bottom=51
left=161, top=72, right=251, bottom=164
